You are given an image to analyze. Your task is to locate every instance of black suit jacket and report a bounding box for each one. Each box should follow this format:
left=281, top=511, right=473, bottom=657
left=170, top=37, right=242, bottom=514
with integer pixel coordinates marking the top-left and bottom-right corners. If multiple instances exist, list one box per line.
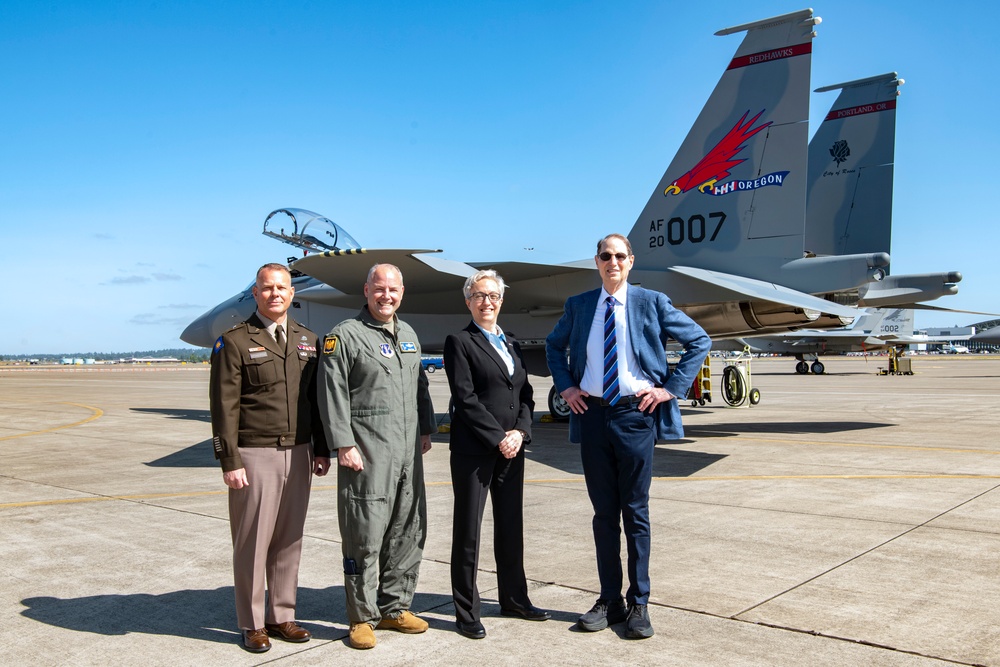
left=444, top=321, right=534, bottom=454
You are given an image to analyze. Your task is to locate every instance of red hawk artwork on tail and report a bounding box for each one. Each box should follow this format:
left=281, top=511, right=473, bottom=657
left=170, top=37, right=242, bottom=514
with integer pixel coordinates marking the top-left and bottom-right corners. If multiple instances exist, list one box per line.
left=664, top=110, right=772, bottom=196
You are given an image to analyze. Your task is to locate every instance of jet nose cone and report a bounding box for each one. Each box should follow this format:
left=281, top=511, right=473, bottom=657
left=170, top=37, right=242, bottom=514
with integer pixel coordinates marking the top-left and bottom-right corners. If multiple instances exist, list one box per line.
left=180, top=313, right=217, bottom=347
left=180, top=292, right=258, bottom=347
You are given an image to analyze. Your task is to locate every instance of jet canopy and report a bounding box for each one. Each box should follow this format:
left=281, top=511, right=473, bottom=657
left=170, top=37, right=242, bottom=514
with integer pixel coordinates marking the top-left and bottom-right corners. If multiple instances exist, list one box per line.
left=262, top=208, right=361, bottom=253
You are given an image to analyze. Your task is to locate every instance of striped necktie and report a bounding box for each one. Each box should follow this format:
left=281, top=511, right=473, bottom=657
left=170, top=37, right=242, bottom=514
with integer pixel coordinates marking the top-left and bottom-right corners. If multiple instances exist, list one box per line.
left=602, top=296, right=620, bottom=405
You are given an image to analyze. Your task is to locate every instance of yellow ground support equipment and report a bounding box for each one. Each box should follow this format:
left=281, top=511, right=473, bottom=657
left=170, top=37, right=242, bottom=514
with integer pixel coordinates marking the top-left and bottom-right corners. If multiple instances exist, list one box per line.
left=878, top=347, right=914, bottom=375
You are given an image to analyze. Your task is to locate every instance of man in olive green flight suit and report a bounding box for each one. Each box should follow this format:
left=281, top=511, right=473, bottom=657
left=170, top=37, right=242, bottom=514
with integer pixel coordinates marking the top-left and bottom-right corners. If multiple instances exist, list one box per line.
left=317, top=263, right=435, bottom=650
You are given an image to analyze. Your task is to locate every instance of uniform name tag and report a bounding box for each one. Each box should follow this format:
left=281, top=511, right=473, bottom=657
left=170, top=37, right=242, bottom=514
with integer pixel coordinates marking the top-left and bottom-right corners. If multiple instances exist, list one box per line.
left=400, top=341, right=417, bottom=353
left=249, top=351, right=268, bottom=359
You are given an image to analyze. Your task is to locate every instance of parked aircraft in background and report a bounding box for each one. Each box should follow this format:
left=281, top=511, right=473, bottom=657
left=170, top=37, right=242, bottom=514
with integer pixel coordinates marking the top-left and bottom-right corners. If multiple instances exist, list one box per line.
left=718, top=308, right=916, bottom=374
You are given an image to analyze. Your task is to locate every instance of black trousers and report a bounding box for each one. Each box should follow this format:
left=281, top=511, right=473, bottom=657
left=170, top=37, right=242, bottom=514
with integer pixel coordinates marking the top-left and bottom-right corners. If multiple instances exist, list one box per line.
left=450, top=448, right=531, bottom=623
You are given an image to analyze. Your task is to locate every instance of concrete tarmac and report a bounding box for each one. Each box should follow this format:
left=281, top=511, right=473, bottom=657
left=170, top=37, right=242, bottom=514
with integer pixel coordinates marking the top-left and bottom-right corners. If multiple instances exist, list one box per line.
left=2, top=355, right=998, bottom=666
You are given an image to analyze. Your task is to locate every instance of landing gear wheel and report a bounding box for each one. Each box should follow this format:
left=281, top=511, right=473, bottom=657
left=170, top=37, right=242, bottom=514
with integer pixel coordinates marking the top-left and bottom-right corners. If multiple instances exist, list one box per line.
left=749, top=388, right=761, bottom=405
left=548, top=385, right=572, bottom=421
left=795, top=360, right=809, bottom=374
left=811, top=361, right=825, bottom=375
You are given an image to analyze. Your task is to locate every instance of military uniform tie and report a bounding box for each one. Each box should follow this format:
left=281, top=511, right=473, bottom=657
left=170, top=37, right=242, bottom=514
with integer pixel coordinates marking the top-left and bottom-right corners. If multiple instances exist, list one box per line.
left=275, top=324, right=286, bottom=351
left=602, top=296, right=620, bottom=406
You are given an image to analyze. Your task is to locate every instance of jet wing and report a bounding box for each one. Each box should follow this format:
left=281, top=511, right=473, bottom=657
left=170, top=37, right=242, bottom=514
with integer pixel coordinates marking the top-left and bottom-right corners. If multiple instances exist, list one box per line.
left=905, top=303, right=1000, bottom=317
left=291, top=249, right=476, bottom=295
left=666, top=266, right=859, bottom=318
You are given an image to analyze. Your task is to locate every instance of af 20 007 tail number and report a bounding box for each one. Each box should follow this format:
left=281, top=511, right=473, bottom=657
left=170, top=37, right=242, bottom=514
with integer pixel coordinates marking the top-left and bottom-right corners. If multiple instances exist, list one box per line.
left=649, top=212, right=726, bottom=247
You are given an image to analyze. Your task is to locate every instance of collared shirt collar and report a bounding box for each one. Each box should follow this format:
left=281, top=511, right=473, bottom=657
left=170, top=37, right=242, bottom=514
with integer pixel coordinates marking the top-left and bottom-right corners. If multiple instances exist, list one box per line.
left=600, top=283, right=628, bottom=307
left=475, top=322, right=514, bottom=376
left=255, top=311, right=286, bottom=338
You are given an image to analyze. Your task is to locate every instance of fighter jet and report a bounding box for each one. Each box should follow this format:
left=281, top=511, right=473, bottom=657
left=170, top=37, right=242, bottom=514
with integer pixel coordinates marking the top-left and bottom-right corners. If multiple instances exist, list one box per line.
left=183, top=10, right=957, bottom=414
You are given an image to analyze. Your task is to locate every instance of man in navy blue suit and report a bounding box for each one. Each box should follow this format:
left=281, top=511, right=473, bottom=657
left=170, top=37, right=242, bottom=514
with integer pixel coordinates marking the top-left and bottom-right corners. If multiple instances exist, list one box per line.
left=545, top=233, right=710, bottom=639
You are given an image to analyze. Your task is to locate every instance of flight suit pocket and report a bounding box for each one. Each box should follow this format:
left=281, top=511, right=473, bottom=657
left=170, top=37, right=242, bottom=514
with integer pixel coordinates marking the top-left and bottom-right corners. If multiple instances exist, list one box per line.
left=245, top=356, right=277, bottom=385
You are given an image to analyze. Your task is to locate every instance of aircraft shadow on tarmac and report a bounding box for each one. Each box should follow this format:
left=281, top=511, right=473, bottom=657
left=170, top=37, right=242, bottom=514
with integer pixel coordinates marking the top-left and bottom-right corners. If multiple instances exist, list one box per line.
left=144, top=440, right=216, bottom=468
left=20, top=587, right=455, bottom=643
left=515, top=423, right=726, bottom=478
left=685, top=418, right=894, bottom=438
left=130, top=407, right=211, bottom=422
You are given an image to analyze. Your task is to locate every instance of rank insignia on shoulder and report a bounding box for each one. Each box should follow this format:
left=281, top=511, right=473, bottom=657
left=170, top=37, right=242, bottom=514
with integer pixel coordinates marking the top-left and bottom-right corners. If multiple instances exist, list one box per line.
left=400, top=341, right=417, bottom=353
left=323, top=335, right=339, bottom=355
left=213, top=337, right=224, bottom=354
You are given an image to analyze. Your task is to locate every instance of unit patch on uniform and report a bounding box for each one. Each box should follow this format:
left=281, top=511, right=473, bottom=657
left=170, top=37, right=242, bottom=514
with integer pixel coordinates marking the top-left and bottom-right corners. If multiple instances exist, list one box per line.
left=379, top=343, right=395, bottom=358
left=213, top=337, right=224, bottom=354
left=400, top=341, right=417, bottom=353
left=323, top=335, right=339, bottom=355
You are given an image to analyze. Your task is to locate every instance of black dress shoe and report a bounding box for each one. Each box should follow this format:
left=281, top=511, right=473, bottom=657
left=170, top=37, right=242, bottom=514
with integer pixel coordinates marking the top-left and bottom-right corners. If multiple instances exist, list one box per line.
left=456, top=620, right=486, bottom=639
left=500, top=604, right=551, bottom=621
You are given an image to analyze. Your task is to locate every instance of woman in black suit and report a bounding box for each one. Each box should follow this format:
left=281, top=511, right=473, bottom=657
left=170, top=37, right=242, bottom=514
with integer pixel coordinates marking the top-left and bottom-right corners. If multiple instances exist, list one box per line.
left=445, top=269, right=550, bottom=640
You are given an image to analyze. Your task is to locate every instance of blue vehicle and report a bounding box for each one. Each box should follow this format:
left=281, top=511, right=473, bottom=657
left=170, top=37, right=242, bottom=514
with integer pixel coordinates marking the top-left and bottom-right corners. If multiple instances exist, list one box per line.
left=421, top=356, right=443, bottom=373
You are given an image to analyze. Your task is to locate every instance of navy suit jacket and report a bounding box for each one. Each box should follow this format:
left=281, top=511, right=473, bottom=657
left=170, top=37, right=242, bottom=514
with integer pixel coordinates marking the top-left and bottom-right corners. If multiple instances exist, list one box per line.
left=445, top=321, right=535, bottom=454
left=545, top=284, right=710, bottom=442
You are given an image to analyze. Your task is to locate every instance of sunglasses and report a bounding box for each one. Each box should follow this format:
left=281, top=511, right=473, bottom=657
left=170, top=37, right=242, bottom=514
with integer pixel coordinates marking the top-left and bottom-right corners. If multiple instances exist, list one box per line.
left=598, top=252, right=629, bottom=262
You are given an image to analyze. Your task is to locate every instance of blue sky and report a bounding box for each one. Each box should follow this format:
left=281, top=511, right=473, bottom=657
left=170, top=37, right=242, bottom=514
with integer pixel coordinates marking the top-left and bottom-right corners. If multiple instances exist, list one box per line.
left=2, top=1, right=996, bottom=355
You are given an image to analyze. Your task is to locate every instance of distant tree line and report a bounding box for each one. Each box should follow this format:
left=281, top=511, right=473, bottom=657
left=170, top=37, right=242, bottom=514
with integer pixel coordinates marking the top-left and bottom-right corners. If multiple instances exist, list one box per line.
left=1, top=348, right=210, bottom=363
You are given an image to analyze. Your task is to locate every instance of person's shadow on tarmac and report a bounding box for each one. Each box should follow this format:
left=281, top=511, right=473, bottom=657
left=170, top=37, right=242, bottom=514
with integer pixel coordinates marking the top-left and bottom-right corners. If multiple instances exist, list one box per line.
left=21, top=587, right=456, bottom=645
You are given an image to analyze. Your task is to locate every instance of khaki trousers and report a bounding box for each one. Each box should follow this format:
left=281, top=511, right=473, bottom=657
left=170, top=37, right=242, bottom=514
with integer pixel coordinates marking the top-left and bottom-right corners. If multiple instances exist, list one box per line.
left=229, top=443, right=313, bottom=630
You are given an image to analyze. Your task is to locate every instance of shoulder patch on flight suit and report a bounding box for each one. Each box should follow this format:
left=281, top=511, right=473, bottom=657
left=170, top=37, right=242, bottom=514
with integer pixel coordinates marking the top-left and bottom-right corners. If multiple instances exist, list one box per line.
left=400, top=341, right=417, bottom=352
left=323, top=335, right=339, bottom=355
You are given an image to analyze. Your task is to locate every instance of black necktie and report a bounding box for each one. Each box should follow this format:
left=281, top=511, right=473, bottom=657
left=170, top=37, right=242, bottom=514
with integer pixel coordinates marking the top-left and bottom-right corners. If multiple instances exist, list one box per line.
left=275, top=324, right=286, bottom=350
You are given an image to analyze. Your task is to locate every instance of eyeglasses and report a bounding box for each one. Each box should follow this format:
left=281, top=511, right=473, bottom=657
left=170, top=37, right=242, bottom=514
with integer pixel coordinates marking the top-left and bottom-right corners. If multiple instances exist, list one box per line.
left=469, top=292, right=502, bottom=303
left=598, top=252, right=629, bottom=262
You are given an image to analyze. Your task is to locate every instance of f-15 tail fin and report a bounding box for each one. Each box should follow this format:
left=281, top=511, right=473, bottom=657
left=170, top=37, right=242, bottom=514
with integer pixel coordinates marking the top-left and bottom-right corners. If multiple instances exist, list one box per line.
left=805, top=73, right=903, bottom=257
left=629, top=9, right=819, bottom=283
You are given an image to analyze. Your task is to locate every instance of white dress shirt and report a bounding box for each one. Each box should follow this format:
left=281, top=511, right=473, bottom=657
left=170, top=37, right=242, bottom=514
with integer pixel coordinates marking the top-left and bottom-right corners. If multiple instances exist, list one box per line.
left=579, top=285, right=653, bottom=398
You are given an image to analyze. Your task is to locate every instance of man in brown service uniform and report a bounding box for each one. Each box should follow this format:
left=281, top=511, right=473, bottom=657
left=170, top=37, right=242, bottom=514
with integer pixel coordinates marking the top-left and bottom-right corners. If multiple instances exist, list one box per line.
left=209, top=262, right=331, bottom=653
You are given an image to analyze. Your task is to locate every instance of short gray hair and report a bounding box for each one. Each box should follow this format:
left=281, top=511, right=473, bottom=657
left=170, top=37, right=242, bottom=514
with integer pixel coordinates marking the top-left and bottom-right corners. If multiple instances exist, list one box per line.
left=367, top=263, right=403, bottom=285
left=462, top=269, right=506, bottom=299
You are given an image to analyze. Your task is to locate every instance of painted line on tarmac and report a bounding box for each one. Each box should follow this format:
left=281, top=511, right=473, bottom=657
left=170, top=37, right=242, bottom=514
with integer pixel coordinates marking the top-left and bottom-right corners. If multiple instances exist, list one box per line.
left=0, top=402, right=103, bottom=441
left=5, top=472, right=1000, bottom=510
